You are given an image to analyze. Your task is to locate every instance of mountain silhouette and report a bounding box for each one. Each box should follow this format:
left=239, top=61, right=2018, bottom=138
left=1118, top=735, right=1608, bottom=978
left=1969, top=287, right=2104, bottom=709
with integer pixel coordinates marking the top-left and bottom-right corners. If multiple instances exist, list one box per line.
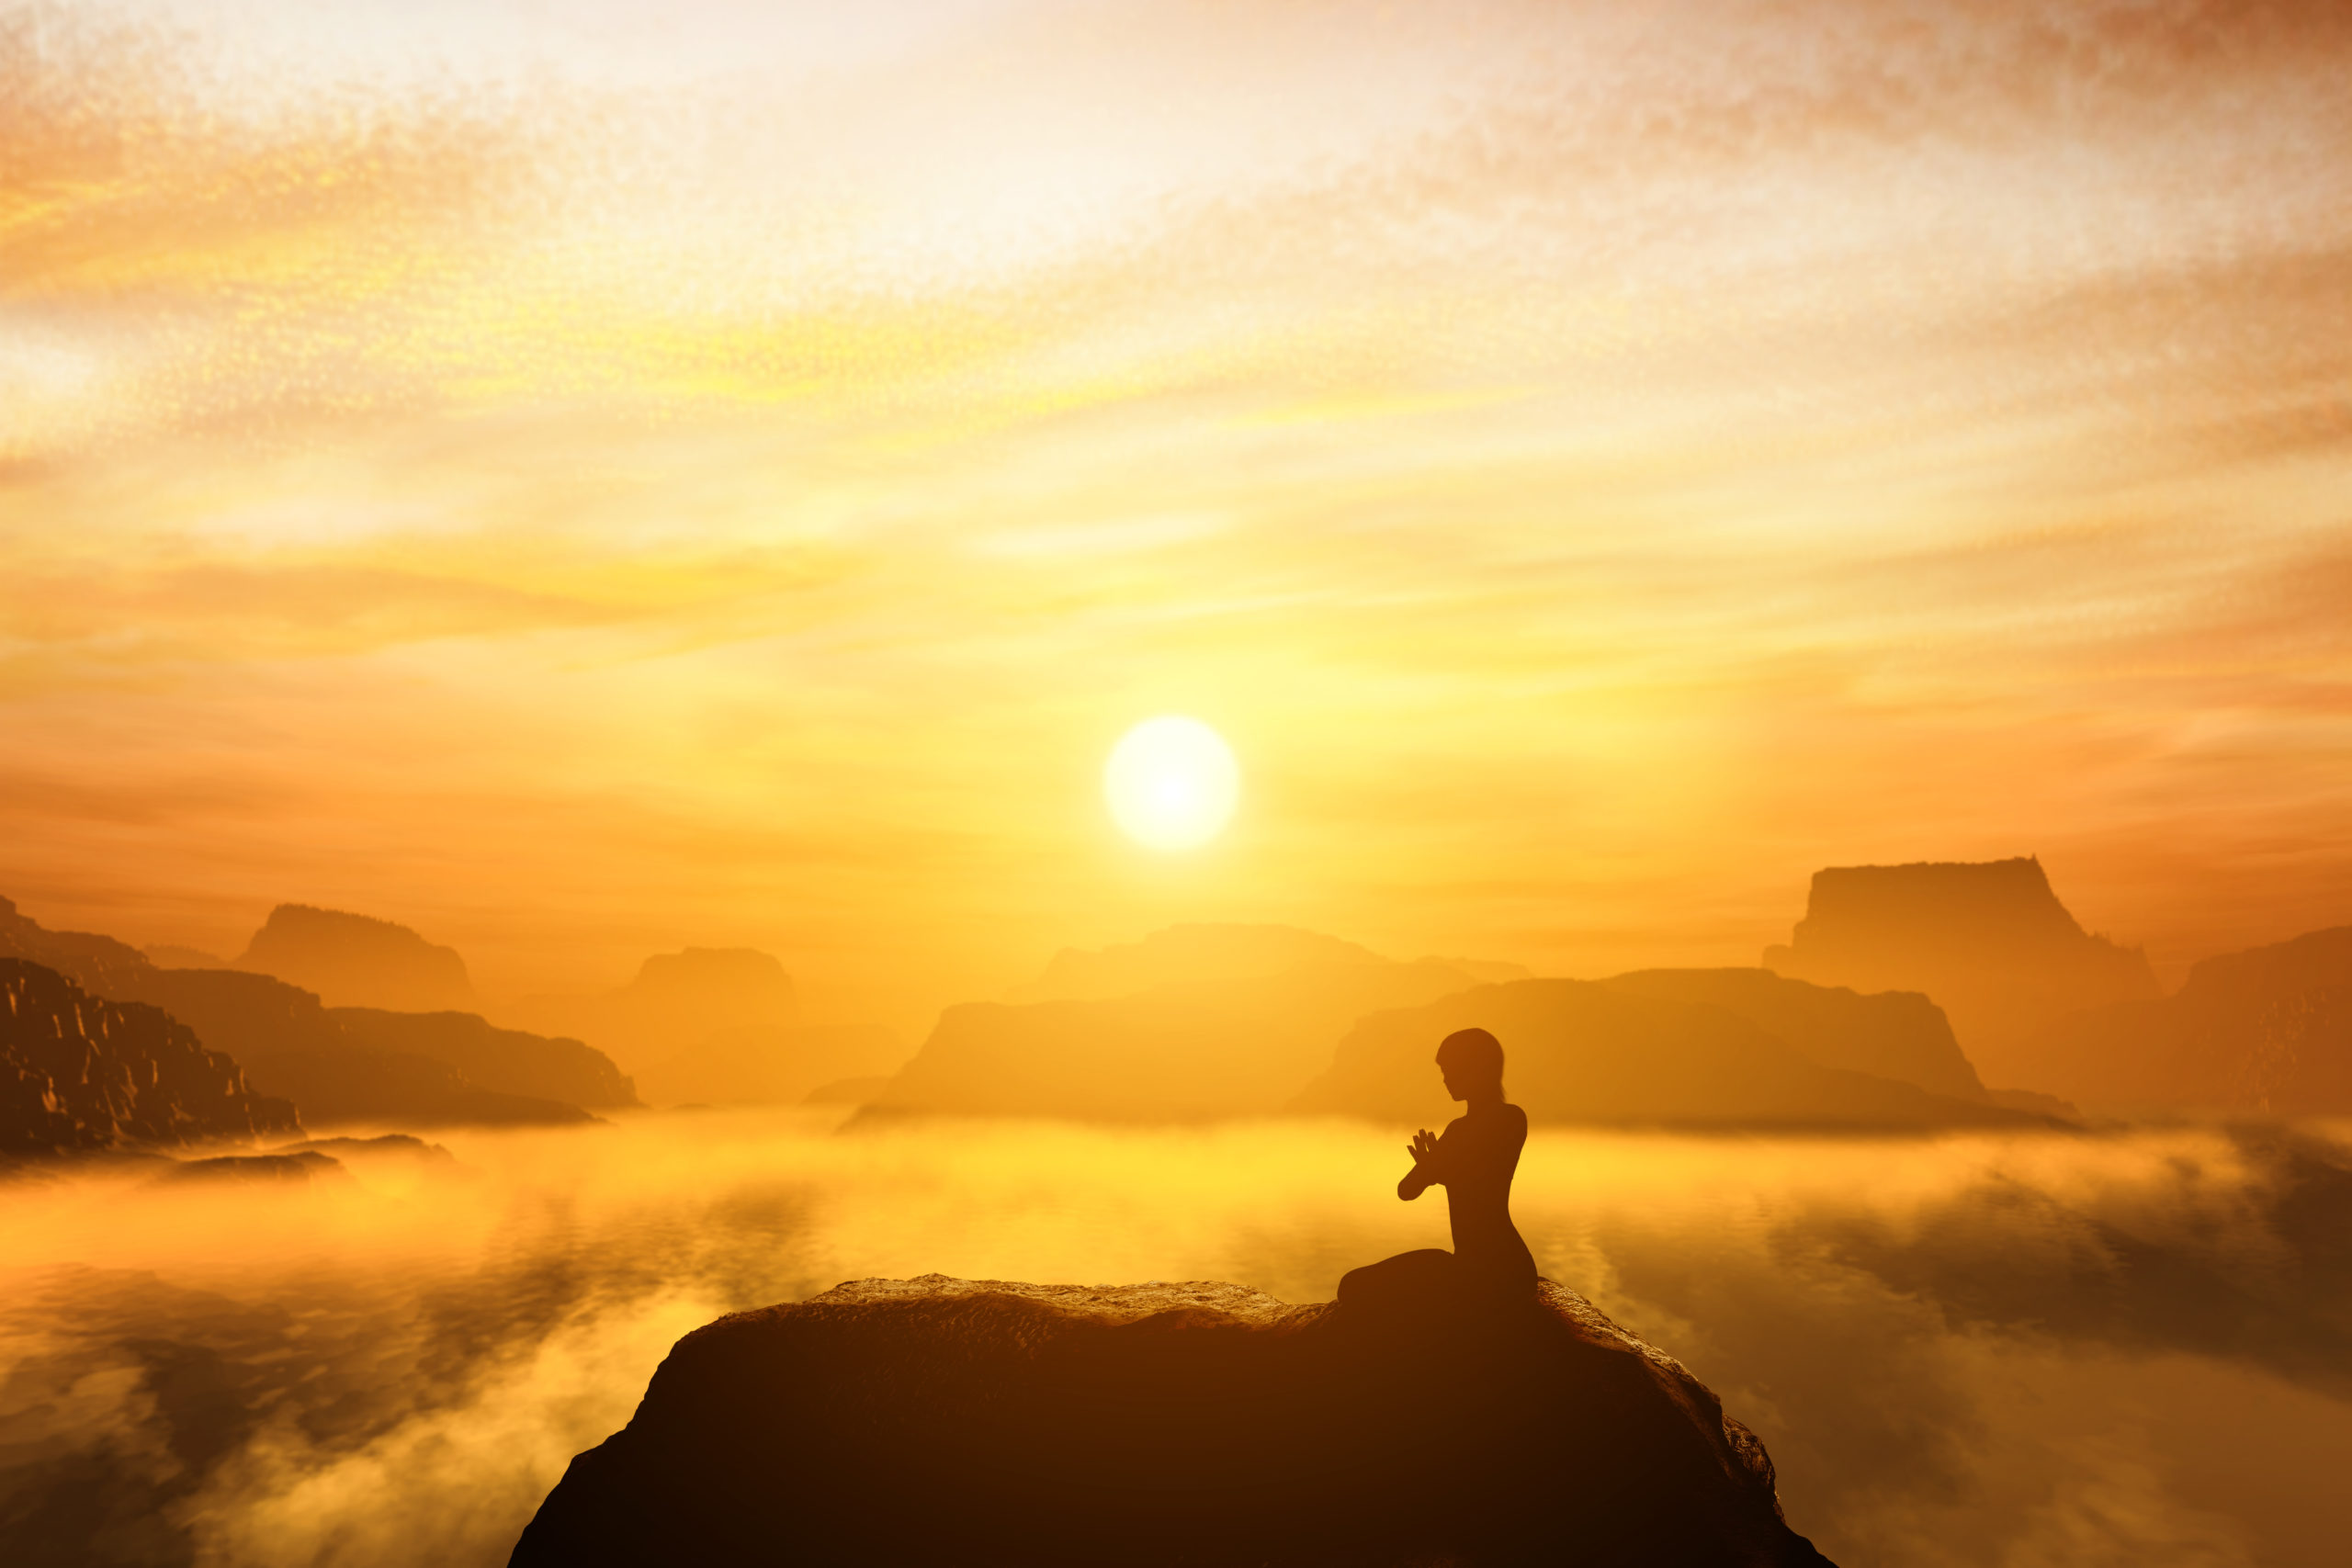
left=235, top=903, right=476, bottom=1011
left=1596, top=967, right=1986, bottom=1100
left=2021, top=925, right=2352, bottom=1113
left=507, top=948, right=903, bottom=1106
left=509, top=1274, right=1833, bottom=1567
left=1764, top=858, right=2156, bottom=1087
left=1, top=896, right=629, bottom=1129
left=3, top=958, right=300, bottom=1156
left=1292, top=979, right=2047, bottom=1130
left=865, top=948, right=1505, bottom=1122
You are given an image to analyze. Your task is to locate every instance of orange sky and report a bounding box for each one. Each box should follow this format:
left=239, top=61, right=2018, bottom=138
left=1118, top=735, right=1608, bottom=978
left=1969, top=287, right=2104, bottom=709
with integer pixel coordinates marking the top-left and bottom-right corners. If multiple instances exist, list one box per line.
left=4, top=1, right=2348, bottom=1027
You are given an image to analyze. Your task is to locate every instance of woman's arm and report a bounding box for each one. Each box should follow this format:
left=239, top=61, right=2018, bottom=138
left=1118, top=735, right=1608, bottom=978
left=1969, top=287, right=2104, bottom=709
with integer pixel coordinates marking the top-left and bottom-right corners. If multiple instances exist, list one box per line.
left=1397, top=1127, right=1442, bottom=1200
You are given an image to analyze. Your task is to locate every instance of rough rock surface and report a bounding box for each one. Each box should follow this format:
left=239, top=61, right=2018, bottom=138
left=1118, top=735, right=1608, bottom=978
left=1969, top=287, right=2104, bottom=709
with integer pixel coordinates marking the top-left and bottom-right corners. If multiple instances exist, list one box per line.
left=511, top=1273, right=1834, bottom=1567
left=2, top=958, right=300, bottom=1155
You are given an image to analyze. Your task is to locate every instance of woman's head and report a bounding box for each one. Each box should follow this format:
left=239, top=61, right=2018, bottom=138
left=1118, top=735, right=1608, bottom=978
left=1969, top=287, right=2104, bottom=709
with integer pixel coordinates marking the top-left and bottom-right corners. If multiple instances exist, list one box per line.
left=1435, top=1027, right=1505, bottom=1101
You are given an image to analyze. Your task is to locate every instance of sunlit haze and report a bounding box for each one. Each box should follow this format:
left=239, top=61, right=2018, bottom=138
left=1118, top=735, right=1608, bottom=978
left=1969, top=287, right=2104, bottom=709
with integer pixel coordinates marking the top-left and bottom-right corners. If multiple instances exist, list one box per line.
left=5, top=1, right=2347, bottom=1023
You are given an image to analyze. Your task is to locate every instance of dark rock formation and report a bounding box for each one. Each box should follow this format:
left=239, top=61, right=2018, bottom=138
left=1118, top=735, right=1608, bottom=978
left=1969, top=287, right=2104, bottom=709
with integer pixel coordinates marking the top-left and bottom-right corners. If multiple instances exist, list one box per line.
left=1598, top=967, right=1987, bottom=1100
left=271, top=1133, right=459, bottom=1168
left=2025, top=925, right=2352, bottom=1113
left=3, top=895, right=628, bottom=1127
left=1763, top=858, right=2156, bottom=1086
left=510, top=1274, right=1833, bottom=1568
left=235, top=903, right=475, bottom=1011
left=867, top=955, right=1511, bottom=1122
left=151, top=1150, right=346, bottom=1184
left=1292, top=979, right=2045, bottom=1130
left=2, top=958, right=300, bottom=1155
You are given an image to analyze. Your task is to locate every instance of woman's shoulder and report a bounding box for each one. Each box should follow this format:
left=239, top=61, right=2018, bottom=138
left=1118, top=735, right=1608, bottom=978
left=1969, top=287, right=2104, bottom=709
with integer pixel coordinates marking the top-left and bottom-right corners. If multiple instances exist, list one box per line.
left=1499, top=1101, right=1529, bottom=1129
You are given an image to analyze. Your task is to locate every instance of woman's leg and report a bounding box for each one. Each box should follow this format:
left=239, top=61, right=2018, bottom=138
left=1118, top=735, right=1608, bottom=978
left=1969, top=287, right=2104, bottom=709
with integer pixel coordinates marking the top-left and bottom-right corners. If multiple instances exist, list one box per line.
left=1337, top=1248, right=1454, bottom=1309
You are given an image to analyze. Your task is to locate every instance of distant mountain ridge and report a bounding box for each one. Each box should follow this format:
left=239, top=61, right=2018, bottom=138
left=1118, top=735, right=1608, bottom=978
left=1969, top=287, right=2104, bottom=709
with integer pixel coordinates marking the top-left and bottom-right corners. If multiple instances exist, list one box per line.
left=507, top=947, right=904, bottom=1108
left=236, top=904, right=475, bottom=1011
left=2026, top=925, right=2352, bottom=1113
left=864, top=925, right=2024, bottom=1129
left=0, top=896, right=632, bottom=1129
left=3, top=958, right=300, bottom=1155
left=1292, top=979, right=2043, bottom=1130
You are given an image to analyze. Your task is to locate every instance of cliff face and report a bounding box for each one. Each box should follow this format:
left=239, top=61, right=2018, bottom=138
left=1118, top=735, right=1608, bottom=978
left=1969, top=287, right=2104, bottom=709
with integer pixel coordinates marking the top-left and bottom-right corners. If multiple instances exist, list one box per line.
left=2, top=958, right=300, bottom=1154
left=1292, top=979, right=2039, bottom=1130
left=235, top=904, right=476, bottom=1011
left=510, top=1274, right=1832, bottom=1568
left=2, top=896, right=631, bottom=1127
left=2027, top=926, right=2352, bottom=1112
left=1764, top=858, right=2156, bottom=1087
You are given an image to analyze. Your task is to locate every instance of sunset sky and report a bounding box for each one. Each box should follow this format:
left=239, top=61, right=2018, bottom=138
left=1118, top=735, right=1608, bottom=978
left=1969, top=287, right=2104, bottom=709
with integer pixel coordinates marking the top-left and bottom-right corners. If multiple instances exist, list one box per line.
left=4, top=0, right=2347, bottom=1025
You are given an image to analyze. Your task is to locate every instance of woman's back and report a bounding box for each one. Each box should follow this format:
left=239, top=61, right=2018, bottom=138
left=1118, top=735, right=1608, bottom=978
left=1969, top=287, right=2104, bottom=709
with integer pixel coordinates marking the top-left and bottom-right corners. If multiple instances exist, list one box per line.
left=1436, top=1102, right=1536, bottom=1287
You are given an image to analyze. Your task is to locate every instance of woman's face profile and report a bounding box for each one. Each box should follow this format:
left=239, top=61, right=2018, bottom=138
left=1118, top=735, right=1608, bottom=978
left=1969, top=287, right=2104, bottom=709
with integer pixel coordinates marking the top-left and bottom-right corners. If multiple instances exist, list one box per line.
left=1437, top=1051, right=1468, bottom=1102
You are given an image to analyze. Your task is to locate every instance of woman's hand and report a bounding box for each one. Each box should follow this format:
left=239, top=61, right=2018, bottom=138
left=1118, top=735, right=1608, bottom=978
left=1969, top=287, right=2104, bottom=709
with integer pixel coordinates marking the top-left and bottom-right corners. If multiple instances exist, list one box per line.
left=1407, top=1128, right=1441, bottom=1167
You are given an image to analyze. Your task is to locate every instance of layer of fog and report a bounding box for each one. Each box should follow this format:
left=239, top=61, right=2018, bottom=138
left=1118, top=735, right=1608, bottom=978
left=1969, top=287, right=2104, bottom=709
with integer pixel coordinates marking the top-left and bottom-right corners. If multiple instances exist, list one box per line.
left=5, top=1114, right=2349, bottom=1567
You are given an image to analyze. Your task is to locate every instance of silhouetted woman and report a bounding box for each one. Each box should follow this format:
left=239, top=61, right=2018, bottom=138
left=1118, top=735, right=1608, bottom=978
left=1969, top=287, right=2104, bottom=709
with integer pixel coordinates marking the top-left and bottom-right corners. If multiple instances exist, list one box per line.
left=1338, top=1027, right=1538, bottom=1311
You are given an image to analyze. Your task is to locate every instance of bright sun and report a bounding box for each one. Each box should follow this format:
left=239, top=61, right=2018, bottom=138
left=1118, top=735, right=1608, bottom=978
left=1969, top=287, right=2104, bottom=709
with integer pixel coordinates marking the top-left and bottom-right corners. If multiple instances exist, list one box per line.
left=1103, top=716, right=1239, bottom=852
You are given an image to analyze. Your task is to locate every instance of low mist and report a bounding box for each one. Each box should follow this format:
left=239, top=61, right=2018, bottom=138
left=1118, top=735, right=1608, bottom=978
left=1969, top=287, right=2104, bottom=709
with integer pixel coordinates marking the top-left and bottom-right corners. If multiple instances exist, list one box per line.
left=6, top=1114, right=2348, bottom=1567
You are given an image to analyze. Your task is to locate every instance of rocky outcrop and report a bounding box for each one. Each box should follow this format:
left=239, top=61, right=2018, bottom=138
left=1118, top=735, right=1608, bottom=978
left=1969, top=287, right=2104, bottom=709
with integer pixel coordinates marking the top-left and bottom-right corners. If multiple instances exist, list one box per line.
left=3, top=895, right=628, bottom=1127
left=867, top=954, right=1512, bottom=1122
left=510, top=1274, right=1832, bottom=1568
left=2025, top=926, right=2352, bottom=1112
left=2, top=958, right=300, bottom=1155
left=235, top=904, right=475, bottom=1011
left=1763, top=858, right=2156, bottom=1086
left=1598, top=968, right=1987, bottom=1100
left=151, top=1150, right=345, bottom=1184
left=1292, top=979, right=2044, bottom=1130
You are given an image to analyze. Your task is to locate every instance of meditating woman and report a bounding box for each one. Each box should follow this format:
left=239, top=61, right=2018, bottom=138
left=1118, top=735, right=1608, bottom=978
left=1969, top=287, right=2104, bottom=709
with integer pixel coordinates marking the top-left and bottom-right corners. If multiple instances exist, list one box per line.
left=1337, top=1026, right=1539, bottom=1310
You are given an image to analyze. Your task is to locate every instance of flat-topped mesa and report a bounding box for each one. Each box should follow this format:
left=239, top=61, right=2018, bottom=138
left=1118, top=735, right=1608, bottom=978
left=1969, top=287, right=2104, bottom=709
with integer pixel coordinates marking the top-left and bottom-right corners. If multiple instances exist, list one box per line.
left=1765, top=857, right=2155, bottom=1087
left=511, top=1273, right=1833, bottom=1568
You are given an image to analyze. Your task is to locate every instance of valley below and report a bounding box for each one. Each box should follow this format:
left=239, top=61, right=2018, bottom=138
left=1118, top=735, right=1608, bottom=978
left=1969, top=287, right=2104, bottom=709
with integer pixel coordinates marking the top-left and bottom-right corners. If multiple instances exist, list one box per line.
left=6, top=1110, right=2348, bottom=1568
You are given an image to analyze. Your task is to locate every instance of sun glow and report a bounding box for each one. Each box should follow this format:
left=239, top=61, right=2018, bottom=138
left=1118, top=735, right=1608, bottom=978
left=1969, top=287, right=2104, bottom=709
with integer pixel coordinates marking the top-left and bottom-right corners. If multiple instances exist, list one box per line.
left=1103, top=716, right=1240, bottom=852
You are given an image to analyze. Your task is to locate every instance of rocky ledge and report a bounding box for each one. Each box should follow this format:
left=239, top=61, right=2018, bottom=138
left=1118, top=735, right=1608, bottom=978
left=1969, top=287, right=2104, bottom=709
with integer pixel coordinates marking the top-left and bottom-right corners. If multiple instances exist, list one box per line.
left=511, top=1273, right=1832, bottom=1567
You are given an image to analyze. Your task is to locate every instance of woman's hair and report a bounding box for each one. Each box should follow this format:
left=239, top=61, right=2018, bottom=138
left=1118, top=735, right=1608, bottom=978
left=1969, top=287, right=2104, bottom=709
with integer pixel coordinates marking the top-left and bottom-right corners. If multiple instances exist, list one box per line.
left=1436, top=1026, right=1505, bottom=1088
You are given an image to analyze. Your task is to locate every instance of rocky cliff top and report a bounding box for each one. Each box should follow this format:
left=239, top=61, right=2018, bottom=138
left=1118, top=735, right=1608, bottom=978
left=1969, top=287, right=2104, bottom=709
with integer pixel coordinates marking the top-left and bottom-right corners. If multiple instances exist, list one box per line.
left=512, top=1270, right=1832, bottom=1567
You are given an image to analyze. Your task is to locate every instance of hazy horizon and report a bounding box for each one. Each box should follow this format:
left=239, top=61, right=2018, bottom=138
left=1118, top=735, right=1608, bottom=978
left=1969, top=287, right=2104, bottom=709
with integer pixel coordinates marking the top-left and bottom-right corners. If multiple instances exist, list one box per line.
left=6, top=1, right=2350, bottom=1027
